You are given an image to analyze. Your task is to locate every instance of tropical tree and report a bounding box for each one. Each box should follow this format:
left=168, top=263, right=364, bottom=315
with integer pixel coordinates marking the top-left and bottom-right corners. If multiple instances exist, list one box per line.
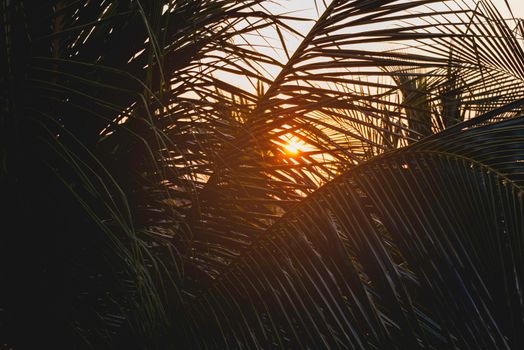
left=1, top=0, right=524, bottom=348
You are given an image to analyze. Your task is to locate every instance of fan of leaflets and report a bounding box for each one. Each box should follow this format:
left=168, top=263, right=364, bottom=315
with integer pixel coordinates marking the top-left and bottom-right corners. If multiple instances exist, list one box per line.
left=180, top=110, right=524, bottom=349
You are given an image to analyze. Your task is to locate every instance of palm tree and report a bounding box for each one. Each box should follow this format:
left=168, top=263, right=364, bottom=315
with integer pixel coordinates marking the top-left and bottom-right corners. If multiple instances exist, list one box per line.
left=1, top=0, right=524, bottom=348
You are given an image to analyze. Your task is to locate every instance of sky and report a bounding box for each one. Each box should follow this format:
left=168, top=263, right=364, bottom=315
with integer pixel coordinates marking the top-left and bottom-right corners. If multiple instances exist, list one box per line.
left=276, top=0, right=524, bottom=40
left=217, top=0, right=524, bottom=159
left=501, top=0, right=524, bottom=17
left=278, top=0, right=524, bottom=20
left=226, top=0, right=524, bottom=94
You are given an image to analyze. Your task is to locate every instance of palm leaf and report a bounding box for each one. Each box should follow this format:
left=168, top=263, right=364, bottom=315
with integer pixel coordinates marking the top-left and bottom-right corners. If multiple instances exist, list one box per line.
left=1, top=0, right=294, bottom=346
left=180, top=109, right=524, bottom=349
left=3, top=0, right=524, bottom=348
left=177, top=0, right=524, bottom=297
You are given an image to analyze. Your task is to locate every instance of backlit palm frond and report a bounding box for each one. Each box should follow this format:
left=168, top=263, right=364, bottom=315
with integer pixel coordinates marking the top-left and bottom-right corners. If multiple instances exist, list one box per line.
left=180, top=108, right=524, bottom=349
left=389, top=0, right=524, bottom=128
left=4, top=1, right=524, bottom=348
left=180, top=0, right=524, bottom=296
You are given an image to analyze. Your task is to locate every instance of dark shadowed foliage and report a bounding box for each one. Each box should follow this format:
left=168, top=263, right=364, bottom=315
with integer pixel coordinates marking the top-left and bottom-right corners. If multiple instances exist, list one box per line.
left=182, top=113, right=524, bottom=349
left=1, top=0, right=524, bottom=348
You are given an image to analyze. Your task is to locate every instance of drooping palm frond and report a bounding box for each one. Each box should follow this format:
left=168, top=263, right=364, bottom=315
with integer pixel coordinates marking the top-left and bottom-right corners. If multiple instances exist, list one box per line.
left=180, top=109, right=524, bottom=349
left=1, top=0, right=295, bottom=347
left=176, top=0, right=524, bottom=297
left=3, top=0, right=524, bottom=348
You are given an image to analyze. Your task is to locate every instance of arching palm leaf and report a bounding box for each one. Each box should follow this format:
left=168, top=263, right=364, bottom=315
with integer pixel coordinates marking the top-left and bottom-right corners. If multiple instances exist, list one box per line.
left=1, top=0, right=293, bottom=346
left=181, top=110, right=524, bottom=349
left=177, top=0, right=524, bottom=298
left=3, top=0, right=524, bottom=348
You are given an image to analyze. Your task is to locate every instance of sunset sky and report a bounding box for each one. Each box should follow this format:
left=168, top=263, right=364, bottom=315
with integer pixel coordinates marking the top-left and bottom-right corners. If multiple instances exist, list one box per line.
left=231, top=0, right=524, bottom=94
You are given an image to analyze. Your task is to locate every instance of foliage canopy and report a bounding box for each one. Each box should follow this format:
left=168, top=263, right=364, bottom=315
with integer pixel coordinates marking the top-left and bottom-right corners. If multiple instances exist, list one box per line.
left=2, top=0, right=524, bottom=348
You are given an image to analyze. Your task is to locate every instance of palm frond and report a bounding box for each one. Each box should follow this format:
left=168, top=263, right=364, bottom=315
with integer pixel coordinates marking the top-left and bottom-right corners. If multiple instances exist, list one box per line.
left=2, top=0, right=294, bottom=346
left=4, top=0, right=524, bottom=348
left=181, top=109, right=524, bottom=349
left=178, top=0, right=524, bottom=297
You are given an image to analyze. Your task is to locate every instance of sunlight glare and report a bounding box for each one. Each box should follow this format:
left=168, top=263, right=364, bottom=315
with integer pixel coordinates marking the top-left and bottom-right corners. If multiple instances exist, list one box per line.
left=284, top=142, right=300, bottom=154
left=282, top=138, right=305, bottom=155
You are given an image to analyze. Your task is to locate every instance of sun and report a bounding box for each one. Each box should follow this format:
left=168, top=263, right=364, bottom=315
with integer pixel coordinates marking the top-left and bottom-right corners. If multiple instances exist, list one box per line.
left=282, top=138, right=306, bottom=155
left=284, top=141, right=300, bottom=154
